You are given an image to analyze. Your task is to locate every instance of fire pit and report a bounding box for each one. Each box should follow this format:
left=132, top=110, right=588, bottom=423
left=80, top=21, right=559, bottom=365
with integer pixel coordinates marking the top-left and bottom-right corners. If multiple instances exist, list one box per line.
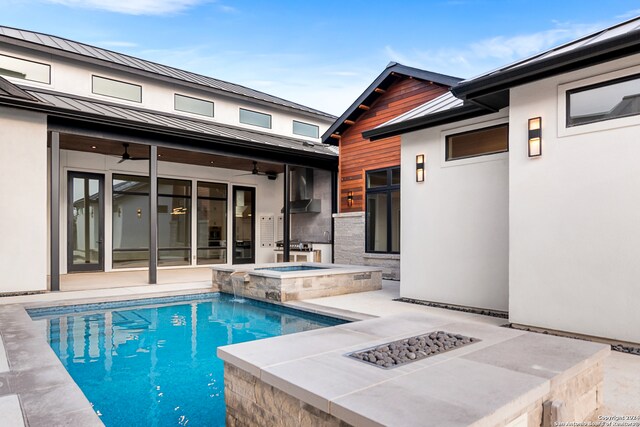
left=348, top=331, right=479, bottom=368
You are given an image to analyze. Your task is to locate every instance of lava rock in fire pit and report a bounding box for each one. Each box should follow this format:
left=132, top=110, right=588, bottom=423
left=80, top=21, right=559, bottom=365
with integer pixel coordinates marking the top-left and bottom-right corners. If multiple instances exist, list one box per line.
left=348, top=331, right=479, bottom=369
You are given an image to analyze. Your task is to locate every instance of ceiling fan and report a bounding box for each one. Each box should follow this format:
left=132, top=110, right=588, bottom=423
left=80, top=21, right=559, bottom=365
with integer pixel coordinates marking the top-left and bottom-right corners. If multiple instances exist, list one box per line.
left=235, top=161, right=278, bottom=180
left=114, top=143, right=149, bottom=163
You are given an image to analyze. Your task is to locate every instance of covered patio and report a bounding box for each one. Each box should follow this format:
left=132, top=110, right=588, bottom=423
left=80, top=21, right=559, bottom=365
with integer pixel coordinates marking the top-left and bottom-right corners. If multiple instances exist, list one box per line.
left=2, top=85, right=340, bottom=292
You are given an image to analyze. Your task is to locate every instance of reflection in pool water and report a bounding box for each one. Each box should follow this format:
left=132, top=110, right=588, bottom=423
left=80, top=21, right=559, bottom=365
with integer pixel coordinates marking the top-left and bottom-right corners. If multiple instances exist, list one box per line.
left=33, top=293, right=344, bottom=427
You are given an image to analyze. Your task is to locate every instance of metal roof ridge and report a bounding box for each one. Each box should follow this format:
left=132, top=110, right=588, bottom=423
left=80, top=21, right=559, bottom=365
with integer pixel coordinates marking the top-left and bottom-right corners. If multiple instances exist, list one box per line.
left=0, top=24, right=336, bottom=119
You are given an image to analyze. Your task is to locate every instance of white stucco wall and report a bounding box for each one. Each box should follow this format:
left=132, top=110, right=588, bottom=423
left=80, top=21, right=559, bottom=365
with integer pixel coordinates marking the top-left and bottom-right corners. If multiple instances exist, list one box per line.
left=400, top=111, right=509, bottom=311
left=509, top=54, right=640, bottom=344
left=0, top=107, right=48, bottom=292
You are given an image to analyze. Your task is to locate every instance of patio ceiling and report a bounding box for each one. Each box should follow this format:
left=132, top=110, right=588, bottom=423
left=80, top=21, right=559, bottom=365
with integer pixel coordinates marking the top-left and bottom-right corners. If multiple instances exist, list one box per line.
left=60, top=133, right=284, bottom=173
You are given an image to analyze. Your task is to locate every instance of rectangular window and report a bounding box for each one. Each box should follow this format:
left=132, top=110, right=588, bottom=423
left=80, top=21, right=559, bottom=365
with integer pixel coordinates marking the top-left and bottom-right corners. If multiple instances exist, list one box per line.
left=366, top=167, right=400, bottom=254
left=158, top=178, right=191, bottom=266
left=197, top=182, right=228, bottom=265
left=293, top=120, right=319, bottom=138
left=112, top=174, right=150, bottom=268
left=175, top=94, right=214, bottom=117
left=567, top=74, right=640, bottom=127
left=92, top=75, right=141, bottom=102
left=239, top=108, right=271, bottom=128
left=446, top=124, right=508, bottom=161
left=0, top=54, right=50, bottom=84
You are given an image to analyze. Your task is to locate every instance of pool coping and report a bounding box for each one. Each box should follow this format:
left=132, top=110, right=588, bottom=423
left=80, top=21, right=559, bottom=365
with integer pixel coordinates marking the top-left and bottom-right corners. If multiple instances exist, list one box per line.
left=212, top=262, right=383, bottom=279
left=0, top=287, right=372, bottom=426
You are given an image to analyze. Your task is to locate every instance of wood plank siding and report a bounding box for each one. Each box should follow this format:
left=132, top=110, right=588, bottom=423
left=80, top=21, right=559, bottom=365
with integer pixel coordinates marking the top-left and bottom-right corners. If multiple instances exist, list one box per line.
left=339, top=78, right=449, bottom=212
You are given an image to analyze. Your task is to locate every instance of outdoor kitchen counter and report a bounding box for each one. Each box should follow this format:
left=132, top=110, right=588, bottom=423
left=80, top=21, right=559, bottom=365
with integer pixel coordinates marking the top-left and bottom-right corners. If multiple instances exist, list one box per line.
left=218, top=312, right=609, bottom=427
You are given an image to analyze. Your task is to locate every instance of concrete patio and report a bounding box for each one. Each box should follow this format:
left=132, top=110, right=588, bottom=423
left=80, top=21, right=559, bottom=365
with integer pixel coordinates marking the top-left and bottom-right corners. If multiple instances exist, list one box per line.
left=0, top=279, right=638, bottom=425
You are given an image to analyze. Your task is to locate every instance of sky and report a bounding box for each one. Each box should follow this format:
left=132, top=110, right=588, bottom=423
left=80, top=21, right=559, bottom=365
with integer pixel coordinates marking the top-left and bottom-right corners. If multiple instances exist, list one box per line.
left=1, top=0, right=639, bottom=116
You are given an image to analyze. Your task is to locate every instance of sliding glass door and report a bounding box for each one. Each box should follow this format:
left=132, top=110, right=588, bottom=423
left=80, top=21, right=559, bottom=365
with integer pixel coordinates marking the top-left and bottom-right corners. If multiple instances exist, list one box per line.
left=232, top=186, right=255, bottom=264
left=67, top=172, right=104, bottom=272
left=158, top=178, right=191, bottom=266
left=197, top=182, right=227, bottom=265
left=112, top=174, right=150, bottom=268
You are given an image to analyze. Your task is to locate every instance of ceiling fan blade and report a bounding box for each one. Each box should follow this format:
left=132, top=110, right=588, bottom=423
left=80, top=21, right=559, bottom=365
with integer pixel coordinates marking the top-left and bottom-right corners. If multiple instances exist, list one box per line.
left=117, top=158, right=126, bottom=164
left=129, top=157, right=150, bottom=161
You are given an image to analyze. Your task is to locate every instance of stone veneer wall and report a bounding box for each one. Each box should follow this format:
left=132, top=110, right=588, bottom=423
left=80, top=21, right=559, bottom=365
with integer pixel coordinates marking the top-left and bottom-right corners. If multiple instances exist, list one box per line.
left=290, top=169, right=332, bottom=242
left=223, top=359, right=604, bottom=427
left=212, top=268, right=382, bottom=302
left=224, top=364, right=352, bottom=427
left=333, top=212, right=400, bottom=280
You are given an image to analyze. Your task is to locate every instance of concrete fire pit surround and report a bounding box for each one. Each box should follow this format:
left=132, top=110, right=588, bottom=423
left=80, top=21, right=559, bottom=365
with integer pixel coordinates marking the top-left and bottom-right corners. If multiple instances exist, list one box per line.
left=211, top=263, right=383, bottom=302
left=218, top=312, right=609, bottom=427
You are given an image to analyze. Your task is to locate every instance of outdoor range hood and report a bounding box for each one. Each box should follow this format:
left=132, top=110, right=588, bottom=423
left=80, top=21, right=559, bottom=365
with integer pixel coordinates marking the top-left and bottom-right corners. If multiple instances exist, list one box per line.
left=286, top=167, right=321, bottom=214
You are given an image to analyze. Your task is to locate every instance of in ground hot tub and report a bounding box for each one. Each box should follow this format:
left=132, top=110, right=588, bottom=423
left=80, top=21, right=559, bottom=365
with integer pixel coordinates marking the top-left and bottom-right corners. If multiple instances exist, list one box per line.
left=211, top=262, right=382, bottom=302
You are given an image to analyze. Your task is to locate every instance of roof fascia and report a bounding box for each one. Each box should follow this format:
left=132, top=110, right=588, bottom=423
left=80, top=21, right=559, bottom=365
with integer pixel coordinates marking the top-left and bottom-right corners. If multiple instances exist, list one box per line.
left=321, top=63, right=462, bottom=145
left=452, top=30, right=640, bottom=101
left=362, top=104, right=490, bottom=141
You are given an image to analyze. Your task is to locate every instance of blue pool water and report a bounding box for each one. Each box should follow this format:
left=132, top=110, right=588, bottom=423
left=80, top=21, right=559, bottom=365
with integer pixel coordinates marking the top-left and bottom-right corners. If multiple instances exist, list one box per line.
left=255, top=265, right=328, bottom=272
left=29, top=293, right=345, bottom=427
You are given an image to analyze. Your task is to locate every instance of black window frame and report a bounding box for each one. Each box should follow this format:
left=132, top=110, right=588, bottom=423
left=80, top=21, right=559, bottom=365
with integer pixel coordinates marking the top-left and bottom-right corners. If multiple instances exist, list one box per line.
left=292, top=120, right=319, bottom=138
left=111, top=173, right=150, bottom=269
left=91, top=75, right=142, bottom=103
left=174, top=93, right=215, bottom=117
left=566, top=72, right=640, bottom=127
left=239, top=108, right=272, bottom=129
left=365, top=166, right=400, bottom=255
left=445, top=123, right=509, bottom=161
left=0, top=53, right=51, bottom=84
left=196, top=181, right=228, bottom=265
left=157, top=177, right=192, bottom=266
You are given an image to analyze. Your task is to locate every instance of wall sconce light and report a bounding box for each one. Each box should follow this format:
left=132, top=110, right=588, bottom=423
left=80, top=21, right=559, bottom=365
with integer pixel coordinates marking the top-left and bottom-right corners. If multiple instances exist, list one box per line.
left=528, top=117, right=542, bottom=157
left=416, top=154, right=425, bottom=182
left=347, top=191, right=354, bottom=207
left=137, top=208, right=142, bottom=219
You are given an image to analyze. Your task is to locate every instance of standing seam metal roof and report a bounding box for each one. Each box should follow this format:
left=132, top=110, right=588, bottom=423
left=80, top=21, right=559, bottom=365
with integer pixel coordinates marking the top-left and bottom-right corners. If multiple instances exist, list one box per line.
left=0, top=25, right=336, bottom=119
left=453, top=16, right=640, bottom=97
left=379, top=92, right=463, bottom=127
left=9, top=85, right=336, bottom=156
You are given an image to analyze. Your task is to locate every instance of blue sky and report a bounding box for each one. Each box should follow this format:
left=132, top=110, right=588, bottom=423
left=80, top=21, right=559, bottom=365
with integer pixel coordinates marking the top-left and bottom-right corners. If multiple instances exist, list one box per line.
left=1, top=0, right=639, bottom=115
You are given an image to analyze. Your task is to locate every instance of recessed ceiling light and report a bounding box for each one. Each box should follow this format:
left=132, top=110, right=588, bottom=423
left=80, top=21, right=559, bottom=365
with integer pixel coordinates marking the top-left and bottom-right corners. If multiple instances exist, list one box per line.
left=91, top=145, right=97, bottom=149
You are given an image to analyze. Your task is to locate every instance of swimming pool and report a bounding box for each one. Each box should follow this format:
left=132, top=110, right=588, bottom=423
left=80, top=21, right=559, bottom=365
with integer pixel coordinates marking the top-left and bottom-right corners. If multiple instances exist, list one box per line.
left=28, top=293, right=346, bottom=427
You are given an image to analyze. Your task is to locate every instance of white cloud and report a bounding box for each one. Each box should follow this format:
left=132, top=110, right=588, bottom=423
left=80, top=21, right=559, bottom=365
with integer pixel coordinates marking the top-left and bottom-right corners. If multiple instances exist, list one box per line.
left=218, top=4, right=237, bottom=13
left=324, top=71, right=360, bottom=77
left=616, top=9, right=640, bottom=19
left=383, top=21, right=604, bottom=79
left=45, top=0, right=210, bottom=15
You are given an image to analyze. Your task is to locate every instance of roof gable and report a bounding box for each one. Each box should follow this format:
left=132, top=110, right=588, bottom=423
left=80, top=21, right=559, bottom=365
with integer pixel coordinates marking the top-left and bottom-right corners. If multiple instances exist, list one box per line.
left=321, top=62, right=461, bottom=145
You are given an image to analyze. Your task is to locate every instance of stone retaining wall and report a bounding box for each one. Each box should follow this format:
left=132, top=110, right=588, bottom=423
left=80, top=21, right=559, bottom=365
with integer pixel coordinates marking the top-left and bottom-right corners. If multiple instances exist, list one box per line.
left=212, top=266, right=382, bottom=302
left=224, top=364, right=351, bottom=427
left=333, top=212, right=400, bottom=280
left=223, top=357, right=604, bottom=427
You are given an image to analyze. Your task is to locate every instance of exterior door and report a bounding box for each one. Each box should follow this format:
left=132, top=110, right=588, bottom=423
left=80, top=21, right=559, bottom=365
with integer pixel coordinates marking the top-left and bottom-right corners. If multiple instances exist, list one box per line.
left=232, top=186, right=255, bottom=264
left=67, top=172, right=104, bottom=272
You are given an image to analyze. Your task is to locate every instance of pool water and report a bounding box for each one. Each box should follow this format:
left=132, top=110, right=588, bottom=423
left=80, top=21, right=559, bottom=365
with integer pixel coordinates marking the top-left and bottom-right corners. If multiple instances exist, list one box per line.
left=255, top=265, right=328, bottom=272
left=29, top=293, right=345, bottom=427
